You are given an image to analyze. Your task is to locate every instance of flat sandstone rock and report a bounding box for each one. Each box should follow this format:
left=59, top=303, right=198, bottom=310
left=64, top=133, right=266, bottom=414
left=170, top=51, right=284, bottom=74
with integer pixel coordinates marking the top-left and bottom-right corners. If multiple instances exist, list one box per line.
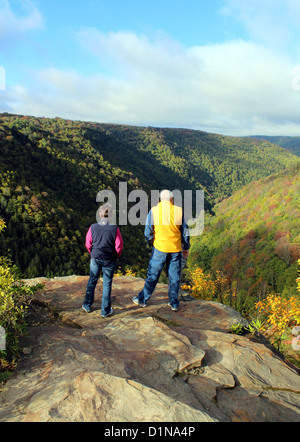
left=0, top=276, right=299, bottom=422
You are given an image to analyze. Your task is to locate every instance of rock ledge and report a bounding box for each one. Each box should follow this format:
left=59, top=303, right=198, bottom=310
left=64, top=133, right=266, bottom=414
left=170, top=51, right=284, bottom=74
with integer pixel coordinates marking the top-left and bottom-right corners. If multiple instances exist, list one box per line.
left=0, top=276, right=299, bottom=422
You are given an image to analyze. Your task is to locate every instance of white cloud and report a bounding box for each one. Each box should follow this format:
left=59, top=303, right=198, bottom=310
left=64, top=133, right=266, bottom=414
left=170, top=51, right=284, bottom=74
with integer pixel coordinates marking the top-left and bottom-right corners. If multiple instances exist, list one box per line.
left=78, top=29, right=191, bottom=77
left=220, top=0, right=300, bottom=52
left=0, top=0, right=43, bottom=42
left=3, top=29, right=300, bottom=136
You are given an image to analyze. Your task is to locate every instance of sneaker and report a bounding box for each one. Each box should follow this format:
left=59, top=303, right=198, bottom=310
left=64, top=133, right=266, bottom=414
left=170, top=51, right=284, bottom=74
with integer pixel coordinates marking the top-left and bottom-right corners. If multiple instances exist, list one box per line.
left=82, top=305, right=92, bottom=313
left=168, top=303, right=179, bottom=312
left=132, top=297, right=147, bottom=308
left=101, top=307, right=114, bottom=318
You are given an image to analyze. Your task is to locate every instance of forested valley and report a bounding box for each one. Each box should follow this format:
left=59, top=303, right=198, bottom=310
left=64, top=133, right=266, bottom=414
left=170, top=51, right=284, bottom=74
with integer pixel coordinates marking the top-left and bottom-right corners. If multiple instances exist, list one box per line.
left=0, top=112, right=299, bottom=293
left=189, top=167, right=300, bottom=315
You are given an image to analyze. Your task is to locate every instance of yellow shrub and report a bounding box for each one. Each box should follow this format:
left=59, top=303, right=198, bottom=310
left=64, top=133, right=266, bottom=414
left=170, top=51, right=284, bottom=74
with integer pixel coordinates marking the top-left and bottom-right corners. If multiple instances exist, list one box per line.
left=0, top=219, right=6, bottom=233
left=256, top=295, right=300, bottom=334
left=183, top=267, right=216, bottom=301
left=297, top=259, right=300, bottom=294
left=114, top=267, right=137, bottom=278
left=183, top=266, right=235, bottom=306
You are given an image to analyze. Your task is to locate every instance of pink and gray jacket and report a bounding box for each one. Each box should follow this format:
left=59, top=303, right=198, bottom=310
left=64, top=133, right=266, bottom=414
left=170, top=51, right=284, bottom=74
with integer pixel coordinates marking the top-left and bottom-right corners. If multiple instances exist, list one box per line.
left=85, top=220, right=123, bottom=262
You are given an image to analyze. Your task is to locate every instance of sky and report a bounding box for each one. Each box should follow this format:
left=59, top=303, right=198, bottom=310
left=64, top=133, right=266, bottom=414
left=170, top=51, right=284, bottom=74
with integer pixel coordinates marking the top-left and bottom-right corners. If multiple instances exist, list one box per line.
left=1, top=0, right=300, bottom=136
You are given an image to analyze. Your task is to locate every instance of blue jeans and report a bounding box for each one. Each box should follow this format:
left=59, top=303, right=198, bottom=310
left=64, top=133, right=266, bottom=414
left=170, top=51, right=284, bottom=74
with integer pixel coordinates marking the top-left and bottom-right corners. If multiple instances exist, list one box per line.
left=83, top=258, right=116, bottom=316
left=138, top=248, right=182, bottom=308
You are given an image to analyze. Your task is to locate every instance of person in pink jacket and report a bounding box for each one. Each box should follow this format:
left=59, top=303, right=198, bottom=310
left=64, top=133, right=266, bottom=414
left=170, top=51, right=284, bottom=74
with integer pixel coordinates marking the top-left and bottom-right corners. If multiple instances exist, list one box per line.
left=82, top=203, right=123, bottom=318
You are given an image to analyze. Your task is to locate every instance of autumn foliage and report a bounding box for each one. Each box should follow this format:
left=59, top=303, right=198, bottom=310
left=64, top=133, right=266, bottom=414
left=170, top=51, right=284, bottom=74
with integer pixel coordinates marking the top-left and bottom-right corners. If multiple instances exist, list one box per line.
left=0, top=113, right=298, bottom=280
left=254, top=263, right=300, bottom=355
left=256, top=294, right=300, bottom=334
left=297, top=259, right=300, bottom=294
left=189, top=168, right=300, bottom=316
left=183, top=260, right=300, bottom=361
left=182, top=267, right=237, bottom=309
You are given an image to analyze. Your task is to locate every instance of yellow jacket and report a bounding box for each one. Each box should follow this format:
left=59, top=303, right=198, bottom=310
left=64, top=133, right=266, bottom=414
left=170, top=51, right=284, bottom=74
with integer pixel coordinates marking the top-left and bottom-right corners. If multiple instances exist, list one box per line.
left=151, top=201, right=183, bottom=253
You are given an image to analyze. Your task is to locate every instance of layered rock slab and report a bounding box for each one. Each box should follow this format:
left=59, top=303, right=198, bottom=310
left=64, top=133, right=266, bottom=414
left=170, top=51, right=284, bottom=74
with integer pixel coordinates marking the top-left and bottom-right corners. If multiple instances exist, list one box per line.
left=0, top=276, right=299, bottom=422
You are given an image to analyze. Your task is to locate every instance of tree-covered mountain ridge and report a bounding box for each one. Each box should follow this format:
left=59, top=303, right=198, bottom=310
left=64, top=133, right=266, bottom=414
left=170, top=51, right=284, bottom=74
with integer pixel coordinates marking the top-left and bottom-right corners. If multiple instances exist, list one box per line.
left=189, top=166, right=300, bottom=314
left=250, top=135, right=300, bottom=157
left=1, top=113, right=298, bottom=202
left=0, top=112, right=299, bottom=279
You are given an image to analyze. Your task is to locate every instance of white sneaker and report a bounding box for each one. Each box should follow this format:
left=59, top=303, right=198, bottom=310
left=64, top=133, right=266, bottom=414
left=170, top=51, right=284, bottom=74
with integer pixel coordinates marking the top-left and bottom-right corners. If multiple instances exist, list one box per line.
left=168, top=303, right=178, bottom=312
left=132, top=297, right=147, bottom=308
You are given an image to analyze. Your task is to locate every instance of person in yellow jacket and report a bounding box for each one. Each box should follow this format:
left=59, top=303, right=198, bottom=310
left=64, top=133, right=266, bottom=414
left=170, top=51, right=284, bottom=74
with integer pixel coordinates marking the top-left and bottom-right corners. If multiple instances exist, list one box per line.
left=133, top=190, right=190, bottom=311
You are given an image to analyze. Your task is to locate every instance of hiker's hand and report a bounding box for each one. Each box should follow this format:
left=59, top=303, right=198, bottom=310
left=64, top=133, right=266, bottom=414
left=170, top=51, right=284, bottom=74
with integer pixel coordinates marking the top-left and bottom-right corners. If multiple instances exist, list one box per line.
left=182, top=250, right=189, bottom=259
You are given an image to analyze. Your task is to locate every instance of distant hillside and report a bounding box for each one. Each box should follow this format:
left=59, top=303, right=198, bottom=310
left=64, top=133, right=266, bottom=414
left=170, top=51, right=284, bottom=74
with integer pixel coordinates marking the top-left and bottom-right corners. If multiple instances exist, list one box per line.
left=97, top=124, right=299, bottom=203
left=189, top=167, right=300, bottom=315
left=0, top=113, right=299, bottom=278
left=250, top=135, right=300, bottom=157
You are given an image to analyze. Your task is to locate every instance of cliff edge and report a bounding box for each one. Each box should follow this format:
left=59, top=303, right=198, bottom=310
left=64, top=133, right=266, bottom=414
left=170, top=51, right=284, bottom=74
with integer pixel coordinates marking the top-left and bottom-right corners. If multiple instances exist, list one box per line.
left=0, top=276, right=299, bottom=422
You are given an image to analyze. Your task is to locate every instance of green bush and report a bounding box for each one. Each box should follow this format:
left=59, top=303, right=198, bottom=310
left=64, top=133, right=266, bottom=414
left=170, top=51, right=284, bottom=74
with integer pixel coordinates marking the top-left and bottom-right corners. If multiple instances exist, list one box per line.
left=0, top=219, right=42, bottom=371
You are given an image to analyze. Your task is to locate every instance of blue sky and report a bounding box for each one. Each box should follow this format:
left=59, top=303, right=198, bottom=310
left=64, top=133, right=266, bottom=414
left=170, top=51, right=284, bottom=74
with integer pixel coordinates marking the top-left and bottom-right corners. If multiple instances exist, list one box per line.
left=1, top=0, right=300, bottom=135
